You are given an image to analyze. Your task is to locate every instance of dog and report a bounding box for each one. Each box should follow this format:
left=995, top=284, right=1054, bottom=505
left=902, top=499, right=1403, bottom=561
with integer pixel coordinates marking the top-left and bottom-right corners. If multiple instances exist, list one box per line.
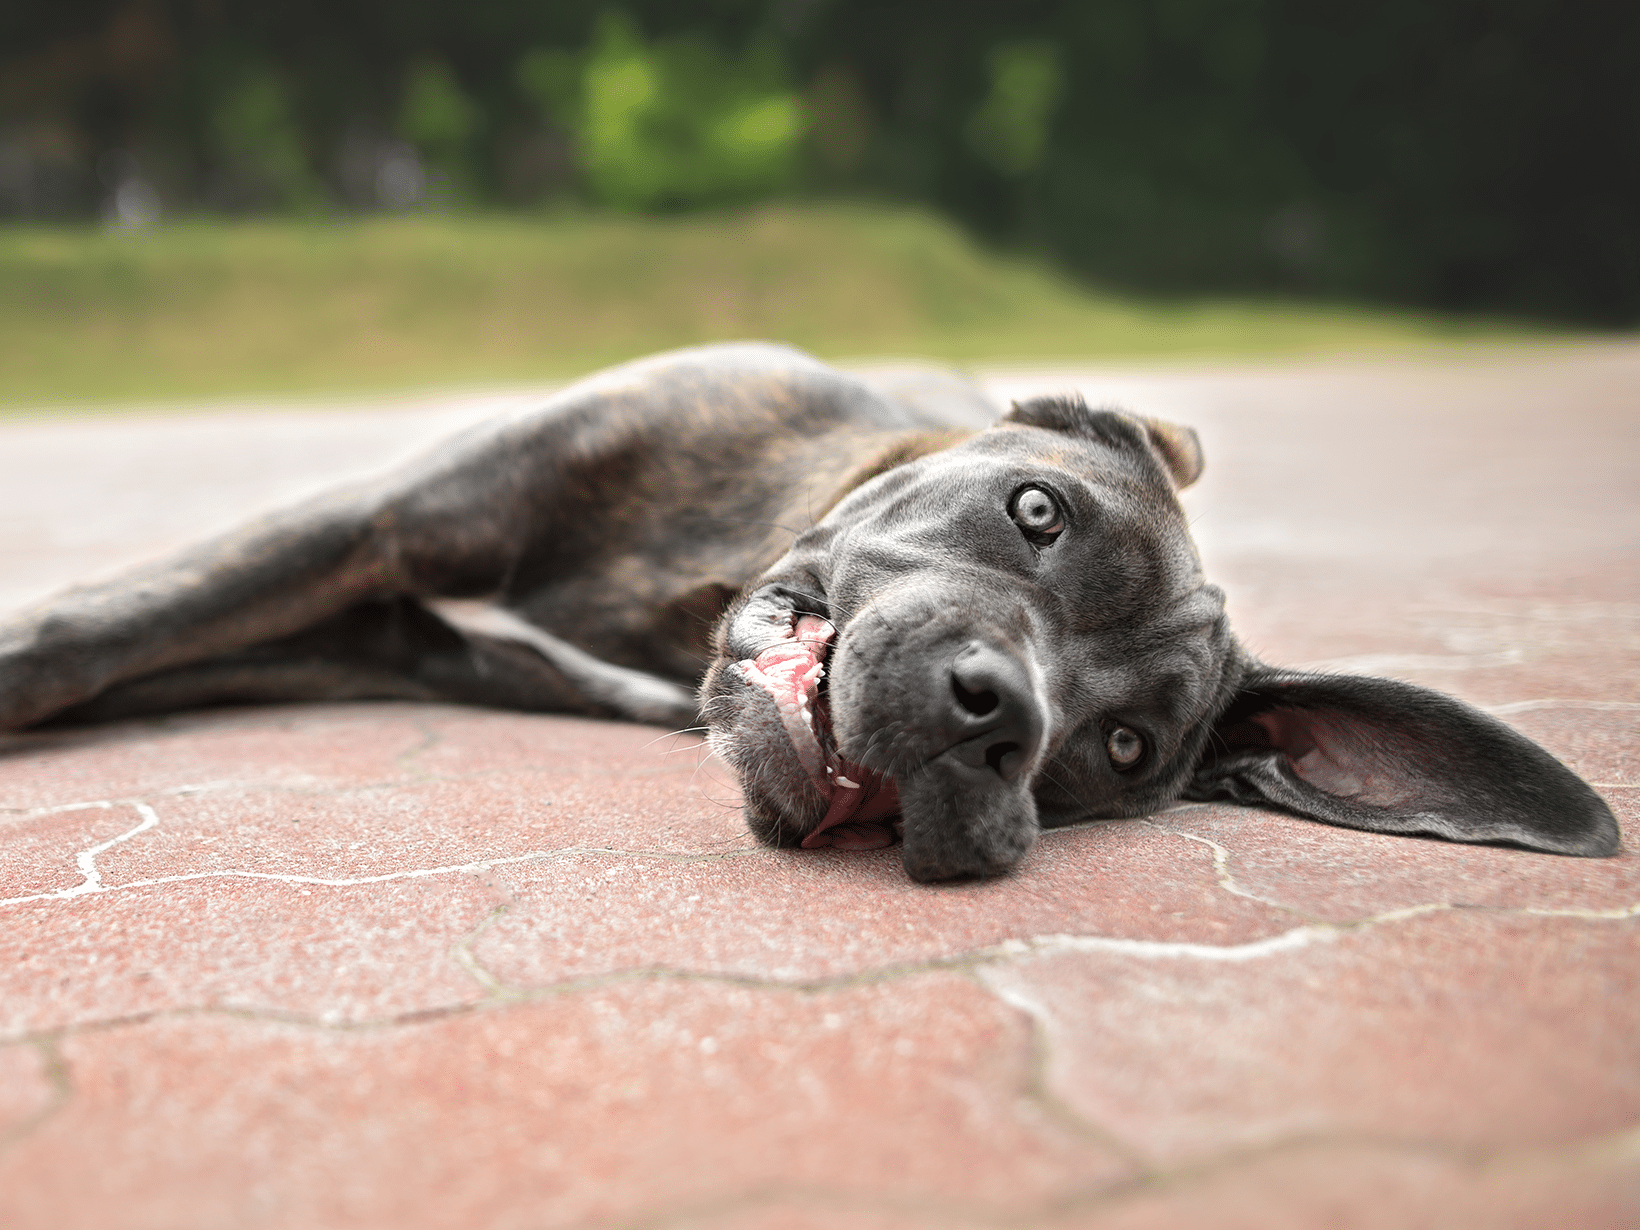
left=0, top=343, right=1618, bottom=880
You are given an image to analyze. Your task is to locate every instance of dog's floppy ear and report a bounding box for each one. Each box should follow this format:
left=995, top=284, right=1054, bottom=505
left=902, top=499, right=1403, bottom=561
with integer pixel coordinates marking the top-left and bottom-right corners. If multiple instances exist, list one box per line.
left=1004, top=395, right=1204, bottom=490
left=1187, top=668, right=1620, bottom=856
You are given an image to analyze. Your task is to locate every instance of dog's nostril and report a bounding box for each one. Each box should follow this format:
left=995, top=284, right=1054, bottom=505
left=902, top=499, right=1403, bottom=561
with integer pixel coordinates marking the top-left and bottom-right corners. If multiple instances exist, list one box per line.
left=985, top=741, right=1021, bottom=775
left=953, top=677, right=999, bottom=716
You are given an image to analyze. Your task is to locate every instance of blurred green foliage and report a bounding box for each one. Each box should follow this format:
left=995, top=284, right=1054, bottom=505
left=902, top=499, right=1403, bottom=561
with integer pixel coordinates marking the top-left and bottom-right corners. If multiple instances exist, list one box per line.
left=964, top=44, right=1061, bottom=180
left=396, top=61, right=480, bottom=196
left=209, top=65, right=323, bottom=213
left=0, top=0, right=1635, bottom=324
left=519, top=15, right=803, bottom=210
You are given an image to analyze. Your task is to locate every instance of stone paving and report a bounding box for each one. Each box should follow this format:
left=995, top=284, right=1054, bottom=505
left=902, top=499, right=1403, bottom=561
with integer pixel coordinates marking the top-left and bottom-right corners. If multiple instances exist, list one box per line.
left=1, top=346, right=1637, bottom=1229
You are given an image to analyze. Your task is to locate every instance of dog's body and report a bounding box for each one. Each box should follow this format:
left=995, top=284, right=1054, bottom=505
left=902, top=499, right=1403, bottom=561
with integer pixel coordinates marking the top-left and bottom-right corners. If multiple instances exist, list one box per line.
left=0, top=344, right=1618, bottom=879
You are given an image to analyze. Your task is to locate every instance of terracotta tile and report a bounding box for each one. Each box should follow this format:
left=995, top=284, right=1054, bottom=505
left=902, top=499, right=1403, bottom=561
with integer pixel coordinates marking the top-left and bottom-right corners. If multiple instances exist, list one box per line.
left=0, top=1044, right=57, bottom=1138
left=1, top=875, right=503, bottom=1036
left=0, top=803, right=152, bottom=900
left=1041, top=1141, right=1640, bottom=1230
left=983, top=911, right=1640, bottom=1166
left=0, top=977, right=1127, bottom=1230
left=1497, top=706, right=1640, bottom=787
left=1154, top=800, right=1639, bottom=921
left=0, top=704, right=438, bottom=810
left=656, top=1204, right=976, bottom=1230
left=1225, top=593, right=1640, bottom=709
left=94, top=766, right=748, bottom=887
left=407, top=705, right=714, bottom=778
left=473, top=820, right=1298, bottom=986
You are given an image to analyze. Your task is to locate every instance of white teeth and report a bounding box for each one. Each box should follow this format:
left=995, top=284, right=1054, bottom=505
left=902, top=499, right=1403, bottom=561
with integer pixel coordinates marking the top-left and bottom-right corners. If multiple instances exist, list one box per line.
left=739, top=612, right=839, bottom=794
left=835, top=775, right=860, bottom=789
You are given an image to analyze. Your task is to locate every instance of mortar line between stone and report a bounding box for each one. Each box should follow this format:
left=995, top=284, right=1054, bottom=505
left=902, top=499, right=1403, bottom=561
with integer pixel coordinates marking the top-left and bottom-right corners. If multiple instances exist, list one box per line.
left=601, top=1116, right=1640, bottom=1230
left=446, top=903, right=517, bottom=998
left=18, top=893, right=1635, bottom=1049
left=0, top=834, right=764, bottom=909
left=963, top=965, right=1151, bottom=1173
left=0, top=1033, right=72, bottom=1159
left=1018, top=1117, right=1640, bottom=1225
left=1139, top=819, right=1321, bottom=919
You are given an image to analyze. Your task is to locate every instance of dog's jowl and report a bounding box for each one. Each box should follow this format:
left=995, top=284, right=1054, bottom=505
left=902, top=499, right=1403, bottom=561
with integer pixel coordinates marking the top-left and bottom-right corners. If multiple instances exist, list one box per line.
left=0, top=344, right=1617, bottom=880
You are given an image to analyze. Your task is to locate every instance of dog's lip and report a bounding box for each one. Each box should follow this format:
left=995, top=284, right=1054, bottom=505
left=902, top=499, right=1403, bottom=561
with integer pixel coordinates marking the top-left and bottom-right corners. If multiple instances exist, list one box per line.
left=737, top=610, right=834, bottom=789
left=731, top=597, right=902, bottom=850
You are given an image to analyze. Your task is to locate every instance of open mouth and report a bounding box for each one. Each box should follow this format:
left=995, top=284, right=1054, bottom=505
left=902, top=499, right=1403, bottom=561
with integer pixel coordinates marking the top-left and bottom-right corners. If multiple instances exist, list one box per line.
left=734, top=608, right=903, bottom=850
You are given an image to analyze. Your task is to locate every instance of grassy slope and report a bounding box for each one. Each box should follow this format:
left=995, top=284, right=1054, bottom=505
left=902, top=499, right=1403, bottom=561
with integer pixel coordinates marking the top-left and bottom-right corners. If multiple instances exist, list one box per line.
left=0, top=203, right=1556, bottom=408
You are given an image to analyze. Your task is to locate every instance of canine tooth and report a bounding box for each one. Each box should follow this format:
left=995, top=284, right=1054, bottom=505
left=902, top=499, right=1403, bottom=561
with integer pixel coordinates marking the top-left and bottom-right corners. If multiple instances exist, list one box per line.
left=835, top=775, right=860, bottom=789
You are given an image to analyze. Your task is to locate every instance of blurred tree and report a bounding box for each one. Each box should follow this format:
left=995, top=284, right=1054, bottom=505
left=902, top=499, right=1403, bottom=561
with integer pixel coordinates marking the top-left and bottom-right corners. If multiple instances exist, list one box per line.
left=397, top=59, right=479, bottom=199
left=0, top=0, right=1633, bottom=322
left=964, top=43, right=1060, bottom=180
left=520, top=14, right=802, bottom=210
left=209, top=62, right=323, bottom=212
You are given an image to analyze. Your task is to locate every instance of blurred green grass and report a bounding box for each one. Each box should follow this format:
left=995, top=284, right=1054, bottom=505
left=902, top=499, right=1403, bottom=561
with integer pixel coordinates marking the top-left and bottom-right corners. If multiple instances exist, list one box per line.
left=0, top=203, right=1557, bottom=409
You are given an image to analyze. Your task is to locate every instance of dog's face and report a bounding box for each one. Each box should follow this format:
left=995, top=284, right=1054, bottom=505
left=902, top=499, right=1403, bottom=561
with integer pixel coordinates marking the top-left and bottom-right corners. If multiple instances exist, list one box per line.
left=701, top=396, right=1236, bottom=879
left=702, top=394, right=1620, bottom=880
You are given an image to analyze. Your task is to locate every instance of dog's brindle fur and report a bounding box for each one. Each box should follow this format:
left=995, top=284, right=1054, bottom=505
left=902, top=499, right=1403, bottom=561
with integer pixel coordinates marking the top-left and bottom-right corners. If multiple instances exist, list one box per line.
left=0, top=344, right=1617, bottom=880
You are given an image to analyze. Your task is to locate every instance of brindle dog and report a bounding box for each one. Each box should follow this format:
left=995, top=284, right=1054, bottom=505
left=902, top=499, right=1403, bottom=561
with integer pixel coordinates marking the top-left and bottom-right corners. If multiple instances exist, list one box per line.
left=0, top=344, right=1618, bottom=880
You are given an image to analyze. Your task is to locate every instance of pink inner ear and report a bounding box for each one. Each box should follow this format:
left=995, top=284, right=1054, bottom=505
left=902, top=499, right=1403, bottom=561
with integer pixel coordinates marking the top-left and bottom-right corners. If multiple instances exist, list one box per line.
left=1250, top=708, right=1423, bottom=809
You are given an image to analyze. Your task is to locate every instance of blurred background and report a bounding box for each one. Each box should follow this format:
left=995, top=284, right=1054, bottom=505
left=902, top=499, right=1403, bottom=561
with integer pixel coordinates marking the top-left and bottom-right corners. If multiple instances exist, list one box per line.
left=1, top=0, right=1635, bottom=407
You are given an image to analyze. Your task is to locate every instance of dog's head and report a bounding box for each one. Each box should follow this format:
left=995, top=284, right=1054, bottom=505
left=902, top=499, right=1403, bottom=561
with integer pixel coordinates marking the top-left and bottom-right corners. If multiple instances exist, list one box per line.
left=700, top=396, right=1619, bottom=881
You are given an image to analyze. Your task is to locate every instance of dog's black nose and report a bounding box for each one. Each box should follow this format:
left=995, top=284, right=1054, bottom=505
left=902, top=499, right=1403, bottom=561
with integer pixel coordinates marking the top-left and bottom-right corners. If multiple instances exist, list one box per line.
left=944, top=641, right=1044, bottom=781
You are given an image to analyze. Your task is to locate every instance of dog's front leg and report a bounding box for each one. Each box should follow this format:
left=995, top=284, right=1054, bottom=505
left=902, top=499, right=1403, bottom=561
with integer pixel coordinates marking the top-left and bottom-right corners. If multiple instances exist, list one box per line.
left=0, top=483, right=409, bottom=730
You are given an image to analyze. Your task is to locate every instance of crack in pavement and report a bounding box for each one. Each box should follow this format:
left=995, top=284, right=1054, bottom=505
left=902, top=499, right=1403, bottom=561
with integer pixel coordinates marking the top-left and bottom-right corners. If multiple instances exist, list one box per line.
left=392, top=713, right=446, bottom=781
left=1140, top=818, right=1320, bottom=918
left=6, top=890, right=1636, bottom=1049
left=1142, top=814, right=1638, bottom=922
left=609, top=1118, right=1640, bottom=1230
left=0, top=794, right=763, bottom=909
left=1021, top=1117, right=1640, bottom=1226
left=3, top=790, right=1633, bottom=979
left=446, top=903, right=518, bottom=998
left=0, top=843, right=767, bottom=909
left=4, top=992, right=1634, bottom=1212
left=0, top=1035, right=70, bottom=1160
left=964, top=965, right=1151, bottom=1173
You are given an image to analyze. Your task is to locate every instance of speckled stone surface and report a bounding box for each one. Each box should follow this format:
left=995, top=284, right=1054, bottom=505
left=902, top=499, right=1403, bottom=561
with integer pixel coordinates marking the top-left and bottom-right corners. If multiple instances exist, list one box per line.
left=2, top=347, right=1637, bottom=1229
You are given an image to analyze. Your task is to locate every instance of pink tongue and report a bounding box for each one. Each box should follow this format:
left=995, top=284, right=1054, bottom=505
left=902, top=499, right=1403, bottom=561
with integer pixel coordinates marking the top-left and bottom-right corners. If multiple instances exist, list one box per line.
left=800, top=768, right=902, bottom=850
left=748, top=611, right=903, bottom=851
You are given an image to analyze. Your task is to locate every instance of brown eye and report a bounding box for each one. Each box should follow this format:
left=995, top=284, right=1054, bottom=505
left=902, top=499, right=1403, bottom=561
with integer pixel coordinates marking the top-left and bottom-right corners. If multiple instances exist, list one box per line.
left=1009, top=486, right=1064, bottom=543
left=1106, top=725, right=1144, bottom=768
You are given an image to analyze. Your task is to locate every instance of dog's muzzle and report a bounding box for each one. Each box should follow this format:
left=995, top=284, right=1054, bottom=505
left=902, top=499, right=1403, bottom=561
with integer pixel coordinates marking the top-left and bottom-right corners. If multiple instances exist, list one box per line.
left=710, top=581, right=1052, bottom=880
left=829, top=606, right=1050, bottom=880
